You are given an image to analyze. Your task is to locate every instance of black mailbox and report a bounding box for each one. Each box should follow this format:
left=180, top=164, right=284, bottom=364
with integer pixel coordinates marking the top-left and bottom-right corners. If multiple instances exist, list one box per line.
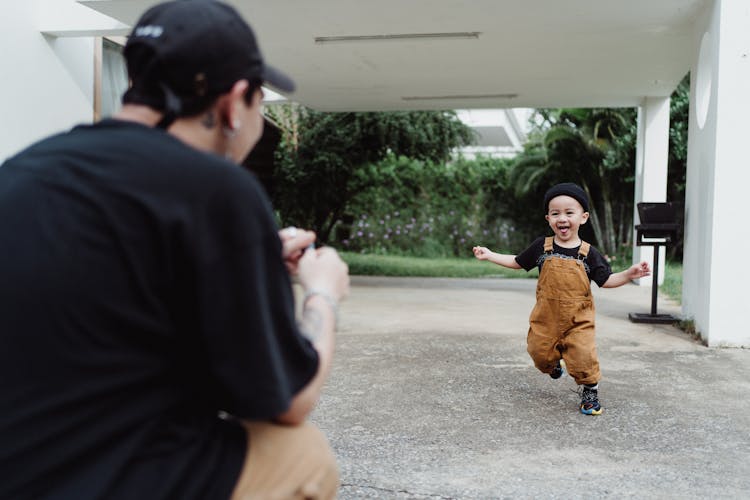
left=629, top=202, right=681, bottom=324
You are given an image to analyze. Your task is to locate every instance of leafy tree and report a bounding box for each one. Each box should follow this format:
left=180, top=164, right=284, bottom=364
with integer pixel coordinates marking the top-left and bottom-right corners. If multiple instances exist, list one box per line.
left=666, top=74, right=690, bottom=258
left=507, top=108, right=636, bottom=256
left=266, top=105, right=475, bottom=242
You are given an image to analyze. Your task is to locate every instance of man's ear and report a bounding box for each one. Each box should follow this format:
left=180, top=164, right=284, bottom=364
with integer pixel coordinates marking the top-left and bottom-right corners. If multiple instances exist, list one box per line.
left=218, top=79, right=250, bottom=130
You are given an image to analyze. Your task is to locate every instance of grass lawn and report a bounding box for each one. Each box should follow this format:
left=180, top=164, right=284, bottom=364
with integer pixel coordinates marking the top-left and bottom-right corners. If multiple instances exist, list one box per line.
left=341, top=251, right=682, bottom=303
left=661, top=260, right=683, bottom=303
left=340, top=252, right=537, bottom=279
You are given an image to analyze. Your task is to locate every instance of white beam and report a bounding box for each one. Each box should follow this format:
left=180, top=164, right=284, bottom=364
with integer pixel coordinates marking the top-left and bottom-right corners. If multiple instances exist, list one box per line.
left=40, top=0, right=129, bottom=37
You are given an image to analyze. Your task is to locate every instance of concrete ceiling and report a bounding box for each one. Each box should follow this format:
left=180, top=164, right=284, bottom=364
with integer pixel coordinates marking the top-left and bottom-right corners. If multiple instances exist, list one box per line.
left=80, top=0, right=708, bottom=111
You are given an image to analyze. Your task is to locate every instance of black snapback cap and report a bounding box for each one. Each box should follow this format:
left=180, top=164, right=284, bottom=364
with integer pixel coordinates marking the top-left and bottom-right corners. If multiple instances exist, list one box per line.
left=123, top=0, right=294, bottom=117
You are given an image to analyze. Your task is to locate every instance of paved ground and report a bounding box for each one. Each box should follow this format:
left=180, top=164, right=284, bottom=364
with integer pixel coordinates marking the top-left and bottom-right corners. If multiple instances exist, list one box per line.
left=310, top=276, right=750, bottom=499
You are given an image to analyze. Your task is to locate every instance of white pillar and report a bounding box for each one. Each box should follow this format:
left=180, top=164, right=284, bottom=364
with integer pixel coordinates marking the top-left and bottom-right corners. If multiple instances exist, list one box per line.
left=683, top=0, right=750, bottom=347
left=632, top=97, right=670, bottom=287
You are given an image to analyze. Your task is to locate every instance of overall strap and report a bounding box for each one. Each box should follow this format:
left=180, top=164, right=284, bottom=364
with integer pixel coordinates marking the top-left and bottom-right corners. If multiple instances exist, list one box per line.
left=578, top=241, right=591, bottom=258
left=543, top=236, right=554, bottom=253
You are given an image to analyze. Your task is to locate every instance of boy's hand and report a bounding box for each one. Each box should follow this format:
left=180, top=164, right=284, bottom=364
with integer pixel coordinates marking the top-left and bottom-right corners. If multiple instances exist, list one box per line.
left=472, top=246, right=492, bottom=260
left=627, top=261, right=651, bottom=279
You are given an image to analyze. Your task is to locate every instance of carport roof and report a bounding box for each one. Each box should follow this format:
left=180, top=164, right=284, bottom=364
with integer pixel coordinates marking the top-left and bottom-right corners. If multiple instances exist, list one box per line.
left=79, top=0, right=708, bottom=111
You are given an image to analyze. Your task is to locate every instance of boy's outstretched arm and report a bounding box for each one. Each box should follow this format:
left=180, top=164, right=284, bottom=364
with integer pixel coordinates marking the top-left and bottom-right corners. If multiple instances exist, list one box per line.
left=472, top=246, right=522, bottom=269
left=602, top=261, right=651, bottom=288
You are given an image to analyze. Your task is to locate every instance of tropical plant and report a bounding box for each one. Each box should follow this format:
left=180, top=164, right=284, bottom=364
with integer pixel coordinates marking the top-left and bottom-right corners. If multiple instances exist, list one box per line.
left=507, top=108, right=636, bottom=256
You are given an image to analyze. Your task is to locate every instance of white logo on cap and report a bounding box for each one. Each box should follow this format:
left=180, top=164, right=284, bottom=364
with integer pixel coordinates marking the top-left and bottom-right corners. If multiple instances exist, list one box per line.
left=134, top=25, right=164, bottom=38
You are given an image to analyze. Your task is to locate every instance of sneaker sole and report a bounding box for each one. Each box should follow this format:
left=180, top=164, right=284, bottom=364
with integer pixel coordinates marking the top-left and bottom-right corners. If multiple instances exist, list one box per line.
left=580, top=405, right=603, bottom=415
left=550, top=361, right=566, bottom=379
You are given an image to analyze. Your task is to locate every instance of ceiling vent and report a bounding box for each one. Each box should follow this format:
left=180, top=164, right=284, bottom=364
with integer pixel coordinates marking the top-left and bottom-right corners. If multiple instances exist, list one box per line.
left=401, top=93, right=518, bottom=101
left=315, top=32, right=480, bottom=44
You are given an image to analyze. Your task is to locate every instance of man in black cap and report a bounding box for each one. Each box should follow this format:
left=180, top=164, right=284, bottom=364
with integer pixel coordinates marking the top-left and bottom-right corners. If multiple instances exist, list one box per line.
left=0, top=1, right=346, bottom=498
left=472, top=182, right=650, bottom=416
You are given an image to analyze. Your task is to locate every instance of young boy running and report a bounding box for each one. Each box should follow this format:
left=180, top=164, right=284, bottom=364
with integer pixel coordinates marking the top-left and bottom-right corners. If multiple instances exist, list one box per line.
left=472, top=183, right=651, bottom=415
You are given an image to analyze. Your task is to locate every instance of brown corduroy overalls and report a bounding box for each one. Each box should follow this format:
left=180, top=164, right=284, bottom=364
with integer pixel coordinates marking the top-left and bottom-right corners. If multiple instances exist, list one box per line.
left=527, top=237, right=601, bottom=385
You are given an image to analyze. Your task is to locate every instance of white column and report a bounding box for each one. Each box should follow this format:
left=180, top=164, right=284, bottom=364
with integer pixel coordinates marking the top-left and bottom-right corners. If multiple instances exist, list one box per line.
left=632, top=97, right=670, bottom=286
left=683, top=0, right=750, bottom=347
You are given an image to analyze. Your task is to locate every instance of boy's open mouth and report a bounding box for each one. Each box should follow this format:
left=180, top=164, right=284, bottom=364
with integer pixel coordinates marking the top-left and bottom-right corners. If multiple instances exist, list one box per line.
left=557, top=225, right=570, bottom=235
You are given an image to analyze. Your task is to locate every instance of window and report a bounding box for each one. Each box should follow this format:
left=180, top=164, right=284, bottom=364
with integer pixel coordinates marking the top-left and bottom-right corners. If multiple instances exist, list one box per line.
left=94, top=37, right=128, bottom=120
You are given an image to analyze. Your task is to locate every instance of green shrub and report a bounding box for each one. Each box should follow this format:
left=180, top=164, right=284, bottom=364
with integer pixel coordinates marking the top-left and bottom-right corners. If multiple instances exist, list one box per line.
left=332, top=155, right=521, bottom=257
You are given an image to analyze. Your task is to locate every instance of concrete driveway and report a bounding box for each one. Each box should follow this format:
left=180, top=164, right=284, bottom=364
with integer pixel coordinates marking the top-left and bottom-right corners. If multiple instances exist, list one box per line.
left=311, top=276, right=750, bottom=499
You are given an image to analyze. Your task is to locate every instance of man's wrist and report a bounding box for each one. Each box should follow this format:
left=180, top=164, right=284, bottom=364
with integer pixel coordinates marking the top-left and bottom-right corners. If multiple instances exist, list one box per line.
left=302, top=288, right=339, bottom=326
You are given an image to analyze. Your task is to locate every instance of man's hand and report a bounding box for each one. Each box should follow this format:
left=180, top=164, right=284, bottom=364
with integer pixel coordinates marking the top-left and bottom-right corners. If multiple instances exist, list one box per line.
left=297, top=247, right=350, bottom=304
left=279, top=226, right=316, bottom=275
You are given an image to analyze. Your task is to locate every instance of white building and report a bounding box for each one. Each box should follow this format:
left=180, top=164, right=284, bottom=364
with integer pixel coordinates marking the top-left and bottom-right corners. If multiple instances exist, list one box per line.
left=455, top=109, right=531, bottom=159
left=1, top=0, right=748, bottom=347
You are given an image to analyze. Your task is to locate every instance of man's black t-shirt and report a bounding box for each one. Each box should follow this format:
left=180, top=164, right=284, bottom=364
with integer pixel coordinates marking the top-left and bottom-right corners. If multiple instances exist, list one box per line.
left=0, top=120, right=318, bottom=499
left=515, top=236, right=613, bottom=287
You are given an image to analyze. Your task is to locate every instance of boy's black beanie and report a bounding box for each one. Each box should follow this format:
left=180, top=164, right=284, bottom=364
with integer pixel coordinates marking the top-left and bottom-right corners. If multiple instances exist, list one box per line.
left=543, top=183, right=589, bottom=213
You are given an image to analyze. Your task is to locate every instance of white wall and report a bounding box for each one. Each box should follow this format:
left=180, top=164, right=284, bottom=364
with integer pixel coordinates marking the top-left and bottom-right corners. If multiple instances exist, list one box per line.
left=683, top=0, right=750, bottom=347
left=0, top=0, right=101, bottom=161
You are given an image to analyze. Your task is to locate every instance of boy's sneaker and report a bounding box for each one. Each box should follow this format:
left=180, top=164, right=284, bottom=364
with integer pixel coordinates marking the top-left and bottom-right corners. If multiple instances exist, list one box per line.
left=579, top=385, right=603, bottom=415
left=549, top=360, right=565, bottom=379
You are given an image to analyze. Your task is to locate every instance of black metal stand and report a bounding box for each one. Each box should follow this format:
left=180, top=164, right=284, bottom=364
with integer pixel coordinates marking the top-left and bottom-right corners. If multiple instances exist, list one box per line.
left=629, top=202, right=681, bottom=324
left=628, top=240, right=677, bottom=324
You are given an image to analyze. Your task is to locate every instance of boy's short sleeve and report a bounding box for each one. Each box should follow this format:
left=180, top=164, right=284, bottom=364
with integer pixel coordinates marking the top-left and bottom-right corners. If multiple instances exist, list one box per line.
left=514, top=236, right=545, bottom=271
left=585, top=246, right=613, bottom=287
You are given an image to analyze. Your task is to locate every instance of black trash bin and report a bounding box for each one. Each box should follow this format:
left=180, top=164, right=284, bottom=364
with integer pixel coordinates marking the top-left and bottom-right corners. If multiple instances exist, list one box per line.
left=628, top=202, right=681, bottom=324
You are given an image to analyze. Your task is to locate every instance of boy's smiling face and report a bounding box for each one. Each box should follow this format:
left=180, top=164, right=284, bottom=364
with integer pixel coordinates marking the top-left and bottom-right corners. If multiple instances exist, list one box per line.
left=545, top=195, right=589, bottom=246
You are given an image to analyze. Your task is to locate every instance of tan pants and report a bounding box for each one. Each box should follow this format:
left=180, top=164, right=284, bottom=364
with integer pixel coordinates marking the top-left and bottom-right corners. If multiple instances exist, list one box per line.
left=230, top=422, right=339, bottom=500
left=527, top=239, right=601, bottom=385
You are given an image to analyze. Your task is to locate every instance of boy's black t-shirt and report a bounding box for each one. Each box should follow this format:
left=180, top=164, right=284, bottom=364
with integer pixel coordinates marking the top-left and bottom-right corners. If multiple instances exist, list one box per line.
left=515, top=236, right=613, bottom=287
left=0, top=120, right=318, bottom=500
